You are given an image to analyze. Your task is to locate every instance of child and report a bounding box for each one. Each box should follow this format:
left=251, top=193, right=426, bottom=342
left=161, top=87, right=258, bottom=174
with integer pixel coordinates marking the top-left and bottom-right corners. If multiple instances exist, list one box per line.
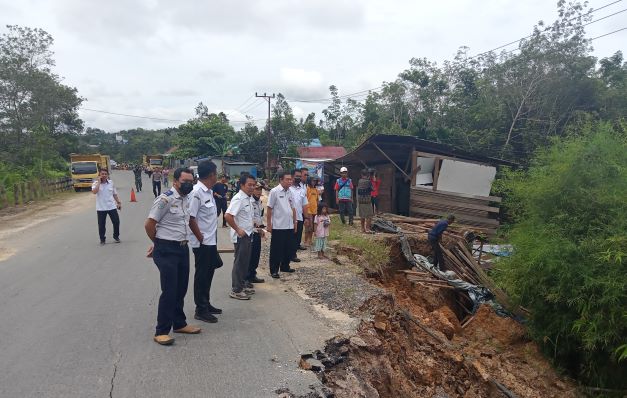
left=314, top=203, right=331, bottom=259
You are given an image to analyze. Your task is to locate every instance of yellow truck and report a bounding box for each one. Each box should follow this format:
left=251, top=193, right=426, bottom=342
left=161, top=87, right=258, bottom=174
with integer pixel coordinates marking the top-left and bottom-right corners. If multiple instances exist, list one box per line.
left=143, top=154, right=164, bottom=169
left=70, top=154, right=110, bottom=191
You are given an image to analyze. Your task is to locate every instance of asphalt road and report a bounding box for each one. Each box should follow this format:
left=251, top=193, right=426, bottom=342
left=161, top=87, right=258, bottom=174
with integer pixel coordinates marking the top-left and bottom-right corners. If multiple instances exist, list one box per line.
left=0, top=171, right=333, bottom=398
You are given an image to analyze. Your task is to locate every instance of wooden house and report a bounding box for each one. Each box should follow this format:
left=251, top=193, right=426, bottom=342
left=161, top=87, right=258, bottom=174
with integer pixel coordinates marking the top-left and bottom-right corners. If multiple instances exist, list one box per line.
left=327, top=135, right=516, bottom=235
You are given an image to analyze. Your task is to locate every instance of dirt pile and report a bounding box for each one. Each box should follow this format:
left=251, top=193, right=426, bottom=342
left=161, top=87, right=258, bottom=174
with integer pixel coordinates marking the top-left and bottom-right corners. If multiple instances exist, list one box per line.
left=294, top=232, right=578, bottom=398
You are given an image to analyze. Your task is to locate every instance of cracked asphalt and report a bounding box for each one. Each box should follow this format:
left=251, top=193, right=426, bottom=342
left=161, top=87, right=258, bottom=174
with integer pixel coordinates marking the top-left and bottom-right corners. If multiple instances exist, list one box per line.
left=0, top=171, right=334, bottom=398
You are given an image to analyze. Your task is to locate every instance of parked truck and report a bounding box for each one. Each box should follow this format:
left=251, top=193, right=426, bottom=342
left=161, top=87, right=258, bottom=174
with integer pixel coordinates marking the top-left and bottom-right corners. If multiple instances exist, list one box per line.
left=142, top=154, right=164, bottom=169
left=70, top=153, right=110, bottom=191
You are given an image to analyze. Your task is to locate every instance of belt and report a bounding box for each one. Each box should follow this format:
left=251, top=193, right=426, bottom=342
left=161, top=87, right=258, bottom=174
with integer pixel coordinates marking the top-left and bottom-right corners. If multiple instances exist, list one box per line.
left=155, top=238, right=188, bottom=246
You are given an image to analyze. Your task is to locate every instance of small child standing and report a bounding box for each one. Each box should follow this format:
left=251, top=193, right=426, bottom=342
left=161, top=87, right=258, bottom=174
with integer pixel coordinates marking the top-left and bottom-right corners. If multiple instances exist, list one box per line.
left=314, top=203, right=331, bottom=259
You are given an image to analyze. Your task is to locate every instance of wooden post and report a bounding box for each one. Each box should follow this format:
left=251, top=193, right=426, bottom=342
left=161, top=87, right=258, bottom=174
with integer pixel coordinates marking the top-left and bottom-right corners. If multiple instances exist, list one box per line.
left=0, top=185, right=7, bottom=209
left=29, top=181, right=36, bottom=201
left=371, top=142, right=412, bottom=182
left=20, top=182, right=27, bottom=204
left=14, top=183, right=20, bottom=205
left=432, top=158, right=441, bottom=191
left=411, top=151, right=417, bottom=187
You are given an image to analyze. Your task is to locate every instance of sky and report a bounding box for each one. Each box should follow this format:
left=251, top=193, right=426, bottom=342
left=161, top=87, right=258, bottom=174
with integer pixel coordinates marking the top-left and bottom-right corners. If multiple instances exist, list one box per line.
left=1, top=0, right=625, bottom=132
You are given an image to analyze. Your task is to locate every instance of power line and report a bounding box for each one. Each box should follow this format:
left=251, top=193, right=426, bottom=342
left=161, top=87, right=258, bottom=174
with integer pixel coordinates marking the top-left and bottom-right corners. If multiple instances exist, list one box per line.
left=81, top=107, right=263, bottom=124
left=287, top=86, right=383, bottom=103
left=590, top=25, right=627, bottom=39
left=471, top=0, right=624, bottom=58
left=81, top=108, right=187, bottom=122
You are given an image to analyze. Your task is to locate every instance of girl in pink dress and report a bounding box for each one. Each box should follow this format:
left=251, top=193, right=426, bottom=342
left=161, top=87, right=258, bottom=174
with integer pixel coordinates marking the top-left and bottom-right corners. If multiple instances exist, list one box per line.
left=313, top=203, right=331, bottom=259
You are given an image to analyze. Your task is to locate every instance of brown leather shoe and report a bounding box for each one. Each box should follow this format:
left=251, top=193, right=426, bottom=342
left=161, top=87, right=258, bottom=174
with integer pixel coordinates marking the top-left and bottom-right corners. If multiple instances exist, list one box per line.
left=173, top=325, right=201, bottom=334
left=153, top=335, right=174, bottom=345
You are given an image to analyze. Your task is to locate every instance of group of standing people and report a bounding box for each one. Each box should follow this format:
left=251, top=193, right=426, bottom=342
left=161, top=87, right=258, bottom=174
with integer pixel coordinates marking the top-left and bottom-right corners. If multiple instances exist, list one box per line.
left=334, top=166, right=381, bottom=233
left=131, top=165, right=170, bottom=197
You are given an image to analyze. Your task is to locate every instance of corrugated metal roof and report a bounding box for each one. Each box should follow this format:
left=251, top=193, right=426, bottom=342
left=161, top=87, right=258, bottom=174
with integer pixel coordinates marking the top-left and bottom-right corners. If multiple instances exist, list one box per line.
left=332, top=134, right=517, bottom=167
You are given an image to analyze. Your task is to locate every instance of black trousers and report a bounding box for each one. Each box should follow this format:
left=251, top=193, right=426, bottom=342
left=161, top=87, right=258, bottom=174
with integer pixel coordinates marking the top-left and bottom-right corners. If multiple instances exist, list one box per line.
left=97, top=209, right=120, bottom=242
left=291, top=220, right=304, bottom=259
left=134, top=178, right=142, bottom=192
left=192, top=244, right=218, bottom=315
left=216, top=199, right=228, bottom=226
left=270, top=229, right=293, bottom=274
left=429, top=238, right=445, bottom=270
left=152, top=181, right=161, bottom=197
left=153, top=240, right=189, bottom=335
left=247, top=232, right=261, bottom=281
left=233, top=235, right=252, bottom=293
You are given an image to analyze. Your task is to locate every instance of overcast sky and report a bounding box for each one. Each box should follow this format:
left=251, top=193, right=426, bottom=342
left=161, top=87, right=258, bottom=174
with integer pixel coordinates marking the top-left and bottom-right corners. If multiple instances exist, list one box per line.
left=1, top=0, right=625, bottom=132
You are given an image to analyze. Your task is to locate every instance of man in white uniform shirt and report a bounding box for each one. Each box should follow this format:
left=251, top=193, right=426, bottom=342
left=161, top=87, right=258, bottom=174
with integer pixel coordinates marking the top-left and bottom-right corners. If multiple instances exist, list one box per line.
left=225, top=174, right=257, bottom=300
left=289, top=169, right=309, bottom=263
left=267, top=171, right=297, bottom=279
left=91, top=169, right=122, bottom=245
left=188, top=161, right=223, bottom=323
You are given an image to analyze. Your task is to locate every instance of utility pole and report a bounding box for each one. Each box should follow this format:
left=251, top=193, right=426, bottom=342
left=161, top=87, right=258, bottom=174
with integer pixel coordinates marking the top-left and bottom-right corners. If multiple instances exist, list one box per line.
left=256, top=92, right=275, bottom=178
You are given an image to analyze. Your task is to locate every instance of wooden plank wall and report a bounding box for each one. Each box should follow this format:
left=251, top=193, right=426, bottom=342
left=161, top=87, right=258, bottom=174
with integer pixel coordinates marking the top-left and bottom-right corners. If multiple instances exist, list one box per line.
left=374, top=163, right=395, bottom=213
left=410, top=186, right=500, bottom=235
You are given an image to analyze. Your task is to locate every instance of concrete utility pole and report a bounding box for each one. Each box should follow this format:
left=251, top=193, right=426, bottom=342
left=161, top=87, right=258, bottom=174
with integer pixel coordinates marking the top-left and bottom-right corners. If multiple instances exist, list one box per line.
left=256, top=92, right=275, bottom=178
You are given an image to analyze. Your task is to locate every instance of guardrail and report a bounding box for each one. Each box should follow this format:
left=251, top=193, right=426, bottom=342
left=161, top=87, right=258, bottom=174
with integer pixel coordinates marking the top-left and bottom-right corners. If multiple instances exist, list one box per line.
left=0, top=177, right=73, bottom=210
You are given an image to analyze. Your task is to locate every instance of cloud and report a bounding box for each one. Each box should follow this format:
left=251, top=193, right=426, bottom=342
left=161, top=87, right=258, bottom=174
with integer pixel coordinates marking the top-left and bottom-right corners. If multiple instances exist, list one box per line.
left=156, top=88, right=201, bottom=97
left=279, top=67, right=327, bottom=100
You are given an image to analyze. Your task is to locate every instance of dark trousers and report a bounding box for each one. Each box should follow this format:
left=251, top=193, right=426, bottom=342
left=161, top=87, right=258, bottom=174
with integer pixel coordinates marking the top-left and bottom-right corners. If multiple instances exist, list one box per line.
left=429, top=238, right=445, bottom=270
left=233, top=235, right=252, bottom=292
left=247, top=232, right=261, bottom=281
left=216, top=199, right=228, bottom=226
left=152, top=181, right=161, bottom=197
left=135, top=178, right=142, bottom=192
left=338, top=201, right=354, bottom=224
left=153, top=240, right=189, bottom=335
left=270, top=229, right=293, bottom=274
left=97, top=209, right=120, bottom=242
left=192, top=244, right=217, bottom=315
left=291, top=220, right=304, bottom=259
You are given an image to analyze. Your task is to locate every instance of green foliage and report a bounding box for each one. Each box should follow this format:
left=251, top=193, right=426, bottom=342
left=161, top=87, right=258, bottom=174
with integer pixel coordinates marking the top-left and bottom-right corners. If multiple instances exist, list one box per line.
left=494, top=121, right=627, bottom=388
left=174, top=105, right=237, bottom=160
left=0, top=25, right=83, bottom=185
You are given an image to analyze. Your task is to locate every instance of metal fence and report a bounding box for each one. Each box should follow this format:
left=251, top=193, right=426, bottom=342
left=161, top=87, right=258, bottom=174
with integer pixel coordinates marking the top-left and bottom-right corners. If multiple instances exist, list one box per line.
left=0, top=177, right=73, bottom=210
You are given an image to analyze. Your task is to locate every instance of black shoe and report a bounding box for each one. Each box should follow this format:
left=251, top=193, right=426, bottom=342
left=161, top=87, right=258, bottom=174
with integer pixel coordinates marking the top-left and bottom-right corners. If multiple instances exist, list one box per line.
left=291, top=258, right=301, bottom=263
left=194, top=312, right=218, bottom=323
left=245, top=281, right=254, bottom=289
left=114, top=238, right=121, bottom=243
left=271, top=273, right=280, bottom=279
left=100, top=240, right=105, bottom=245
left=207, top=304, right=222, bottom=314
left=282, top=268, right=295, bottom=273
left=250, top=276, right=265, bottom=283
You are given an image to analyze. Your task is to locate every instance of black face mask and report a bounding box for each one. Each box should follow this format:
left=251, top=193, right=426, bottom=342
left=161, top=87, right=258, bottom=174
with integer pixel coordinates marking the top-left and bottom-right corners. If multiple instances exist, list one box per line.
left=179, top=182, right=194, bottom=195
left=294, top=177, right=301, bottom=185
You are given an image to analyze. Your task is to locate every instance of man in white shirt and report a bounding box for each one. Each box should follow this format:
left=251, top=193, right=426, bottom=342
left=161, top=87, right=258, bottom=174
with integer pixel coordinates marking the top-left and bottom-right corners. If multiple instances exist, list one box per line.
left=267, top=172, right=297, bottom=279
left=289, top=169, right=309, bottom=263
left=91, top=169, right=122, bottom=245
left=188, top=161, right=222, bottom=323
left=245, top=182, right=266, bottom=286
left=225, top=174, right=257, bottom=300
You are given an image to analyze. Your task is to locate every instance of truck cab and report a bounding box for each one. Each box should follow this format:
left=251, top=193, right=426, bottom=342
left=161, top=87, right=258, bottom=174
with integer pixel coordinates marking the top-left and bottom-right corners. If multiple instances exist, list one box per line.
left=70, top=153, right=109, bottom=191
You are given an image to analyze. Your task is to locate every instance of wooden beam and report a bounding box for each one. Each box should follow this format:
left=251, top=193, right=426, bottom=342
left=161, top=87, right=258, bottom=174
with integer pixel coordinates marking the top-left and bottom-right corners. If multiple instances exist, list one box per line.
left=432, top=157, right=441, bottom=191
left=371, top=142, right=412, bottom=181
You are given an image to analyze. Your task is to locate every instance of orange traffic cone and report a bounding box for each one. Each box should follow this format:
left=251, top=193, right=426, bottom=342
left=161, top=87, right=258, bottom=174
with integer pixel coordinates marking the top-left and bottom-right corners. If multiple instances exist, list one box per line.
left=130, top=188, right=137, bottom=202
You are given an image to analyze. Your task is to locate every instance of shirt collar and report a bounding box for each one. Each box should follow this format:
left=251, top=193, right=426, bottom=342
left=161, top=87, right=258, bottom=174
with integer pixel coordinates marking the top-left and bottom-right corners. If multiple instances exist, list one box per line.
left=196, top=181, right=210, bottom=192
left=238, top=190, right=250, bottom=198
left=170, top=188, right=181, bottom=199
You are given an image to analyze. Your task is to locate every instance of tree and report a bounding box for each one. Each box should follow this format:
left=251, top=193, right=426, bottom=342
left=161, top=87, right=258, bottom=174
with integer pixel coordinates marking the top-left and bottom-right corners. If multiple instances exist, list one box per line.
left=0, top=25, right=83, bottom=177
left=174, top=102, right=238, bottom=160
left=495, top=121, right=627, bottom=388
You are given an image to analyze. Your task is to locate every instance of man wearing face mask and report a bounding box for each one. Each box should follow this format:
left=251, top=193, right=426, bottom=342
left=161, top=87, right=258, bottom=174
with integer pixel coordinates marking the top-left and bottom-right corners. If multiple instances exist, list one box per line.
left=145, top=167, right=201, bottom=345
left=245, top=182, right=266, bottom=287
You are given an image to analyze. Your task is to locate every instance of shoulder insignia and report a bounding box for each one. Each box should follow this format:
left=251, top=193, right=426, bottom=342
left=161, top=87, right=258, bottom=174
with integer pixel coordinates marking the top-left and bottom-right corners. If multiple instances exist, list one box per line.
left=164, top=190, right=174, bottom=196
left=157, top=199, right=168, bottom=209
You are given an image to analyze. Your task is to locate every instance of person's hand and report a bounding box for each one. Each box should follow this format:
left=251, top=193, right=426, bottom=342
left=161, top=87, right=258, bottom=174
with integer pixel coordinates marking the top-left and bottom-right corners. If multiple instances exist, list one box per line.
left=117, top=202, right=122, bottom=210
left=259, top=229, right=266, bottom=238
left=267, top=223, right=272, bottom=233
left=294, top=223, right=298, bottom=233
left=146, top=245, right=154, bottom=258
left=236, top=228, right=246, bottom=238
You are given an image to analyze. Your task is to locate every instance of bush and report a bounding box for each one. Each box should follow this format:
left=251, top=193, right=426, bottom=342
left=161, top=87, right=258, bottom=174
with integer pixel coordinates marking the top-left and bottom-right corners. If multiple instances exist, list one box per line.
left=495, top=121, right=627, bottom=388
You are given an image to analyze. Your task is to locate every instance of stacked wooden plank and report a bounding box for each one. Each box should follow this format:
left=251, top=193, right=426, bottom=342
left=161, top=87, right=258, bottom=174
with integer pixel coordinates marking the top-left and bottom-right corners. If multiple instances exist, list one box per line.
left=409, top=186, right=501, bottom=235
